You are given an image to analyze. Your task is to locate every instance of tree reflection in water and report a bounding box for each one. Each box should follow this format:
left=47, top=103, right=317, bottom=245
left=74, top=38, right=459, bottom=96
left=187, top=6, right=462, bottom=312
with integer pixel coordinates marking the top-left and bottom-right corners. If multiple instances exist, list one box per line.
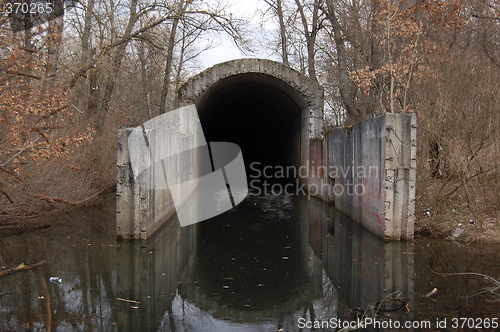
left=1, top=194, right=498, bottom=331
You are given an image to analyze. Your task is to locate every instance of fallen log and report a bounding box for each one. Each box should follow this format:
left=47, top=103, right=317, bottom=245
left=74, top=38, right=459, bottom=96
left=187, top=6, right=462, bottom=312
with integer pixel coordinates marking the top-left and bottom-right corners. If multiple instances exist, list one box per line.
left=0, top=260, right=47, bottom=277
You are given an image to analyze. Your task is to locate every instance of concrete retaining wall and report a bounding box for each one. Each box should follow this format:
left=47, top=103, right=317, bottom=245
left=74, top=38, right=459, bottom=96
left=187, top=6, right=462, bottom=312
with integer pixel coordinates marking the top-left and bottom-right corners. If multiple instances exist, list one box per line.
left=116, top=105, right=204, bottom=240
left=117, top=59, right=416, bottom=241
left=319, top=113, right=416, bottom=240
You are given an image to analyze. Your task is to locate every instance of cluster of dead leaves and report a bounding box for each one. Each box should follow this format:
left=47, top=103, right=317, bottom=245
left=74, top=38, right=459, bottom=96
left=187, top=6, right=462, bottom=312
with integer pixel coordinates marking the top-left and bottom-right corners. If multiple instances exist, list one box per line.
left=0, top=26, right=94, bottom=208
left=348, top=0, right=466, bottom=109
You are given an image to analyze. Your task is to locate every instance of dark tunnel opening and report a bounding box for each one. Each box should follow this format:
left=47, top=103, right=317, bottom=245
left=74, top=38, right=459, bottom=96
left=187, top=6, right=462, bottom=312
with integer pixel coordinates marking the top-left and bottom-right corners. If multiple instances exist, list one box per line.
left=176, top=63, right=322, bottom=314
left=196, top=73, right=307, bottom=182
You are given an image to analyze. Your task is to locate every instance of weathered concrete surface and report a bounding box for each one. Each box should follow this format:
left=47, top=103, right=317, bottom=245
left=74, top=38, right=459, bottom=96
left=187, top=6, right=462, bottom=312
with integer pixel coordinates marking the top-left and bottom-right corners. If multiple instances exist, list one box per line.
left=308, top=138, right=335, bottom=201
left=305, top=197, right=414, bottom=320
left=115, top=215, right=198, bottom=331
left=117, top=58, right=416, bottom=241
left=180, top=58, right=324, bottom=180
left=116, top=105, right=204, bottom=240
left=180, top=58, right=323, bottom=139
left=319, top=113, right=417, bottom=240
left=118, top=59, right=325, bottom=239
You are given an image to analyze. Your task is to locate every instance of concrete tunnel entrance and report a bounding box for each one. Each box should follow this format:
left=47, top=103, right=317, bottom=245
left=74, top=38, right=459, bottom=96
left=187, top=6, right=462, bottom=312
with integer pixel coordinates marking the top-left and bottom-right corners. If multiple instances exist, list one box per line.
left=179, top=59, right=324, bottom=182
left=115, top=59, right=324, bottom=239
left=176, top=60, right=326, bottom=312
left=198, top=73, right=302, bottom=177
left=117, top=58, right=416, bottom=240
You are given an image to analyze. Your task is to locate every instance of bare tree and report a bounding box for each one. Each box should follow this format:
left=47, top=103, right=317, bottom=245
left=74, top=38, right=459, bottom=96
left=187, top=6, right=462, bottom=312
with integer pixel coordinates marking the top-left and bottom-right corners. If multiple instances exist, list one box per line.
left=159, top=0, right=190, bottom=115
left=322, top=0, right=360, bottom=123
left=294, top=0, right=320, bottom=81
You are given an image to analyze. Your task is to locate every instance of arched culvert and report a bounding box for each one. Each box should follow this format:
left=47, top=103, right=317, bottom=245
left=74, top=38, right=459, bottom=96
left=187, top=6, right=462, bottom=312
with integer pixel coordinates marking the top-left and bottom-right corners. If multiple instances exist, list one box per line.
left=198, top=73, right=303, bottom=175
left=180, top=59, right=324, bottom=182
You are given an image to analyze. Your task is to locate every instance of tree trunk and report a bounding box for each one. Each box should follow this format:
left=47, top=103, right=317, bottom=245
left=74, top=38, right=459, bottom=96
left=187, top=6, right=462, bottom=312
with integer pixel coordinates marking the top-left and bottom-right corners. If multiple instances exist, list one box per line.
left=81, top=0, right=96, bottom=115
left=173, top=26, right=188, bottom=111
left=138, top=39, right=152, bottom=119
left=97, top=0, right=139, bottom=129
left=43, top=15, right=63, bottom=92
left=294, top=0, right=319, bottom=82
left=159, top=15, right=181, bottom=114
left=276, top=0, right=289, bottom=66
left=159, top=0, right=191, bottom=114
left=324, top=0, right=360, bottom=124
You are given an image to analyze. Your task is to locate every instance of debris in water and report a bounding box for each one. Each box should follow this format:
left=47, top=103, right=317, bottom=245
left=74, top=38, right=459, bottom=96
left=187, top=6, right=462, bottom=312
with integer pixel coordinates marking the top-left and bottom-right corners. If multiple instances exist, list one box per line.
left=452, top=228, right=464, bottom=238
left=49, top=277, right=61, bottom=284
left=116, top=298, right=141, bottom=304
left=423, top=288, right=438, bottom=298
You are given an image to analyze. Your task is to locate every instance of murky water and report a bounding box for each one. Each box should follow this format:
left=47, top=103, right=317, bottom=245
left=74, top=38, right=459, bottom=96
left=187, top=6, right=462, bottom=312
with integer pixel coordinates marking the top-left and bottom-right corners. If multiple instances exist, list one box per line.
left=1, top=193, right=499, bottom=331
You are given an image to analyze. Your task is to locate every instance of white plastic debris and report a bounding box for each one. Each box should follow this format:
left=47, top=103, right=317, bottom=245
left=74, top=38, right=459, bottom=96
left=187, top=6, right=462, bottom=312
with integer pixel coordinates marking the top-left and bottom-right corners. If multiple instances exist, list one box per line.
left=49, top=277, right=62, bottom=284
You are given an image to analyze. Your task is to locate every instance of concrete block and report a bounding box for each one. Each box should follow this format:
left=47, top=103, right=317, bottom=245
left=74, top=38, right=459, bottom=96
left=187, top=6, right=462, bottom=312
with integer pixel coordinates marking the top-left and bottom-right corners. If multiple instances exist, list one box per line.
left=320, top=113, right=417, bottom=240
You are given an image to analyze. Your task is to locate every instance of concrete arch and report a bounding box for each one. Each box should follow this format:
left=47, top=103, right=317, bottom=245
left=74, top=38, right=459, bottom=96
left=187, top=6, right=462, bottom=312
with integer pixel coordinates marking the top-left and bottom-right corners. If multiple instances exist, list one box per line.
left=180, top=59, right=324, bottom=129
left=179, top=59, right=324, bottom=174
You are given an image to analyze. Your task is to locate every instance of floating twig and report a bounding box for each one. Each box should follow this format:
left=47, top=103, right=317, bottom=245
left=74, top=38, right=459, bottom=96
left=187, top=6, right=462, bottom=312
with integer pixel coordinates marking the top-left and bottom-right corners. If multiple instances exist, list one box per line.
left=116, top=298, right=141, bottom=304
left=431, top=267, right=500, bottom=298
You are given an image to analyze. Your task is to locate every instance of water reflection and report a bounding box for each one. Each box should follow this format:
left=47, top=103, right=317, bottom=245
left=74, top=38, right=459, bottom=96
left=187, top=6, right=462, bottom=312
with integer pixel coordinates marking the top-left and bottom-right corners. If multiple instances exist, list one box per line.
left=414, top=238, right=500, bottom=321
left=0, top=196, right=119, bottom=330
left=1, top=194, right=499, bottom=331
left=175, top=194, right=337, bottom=331
left=306, top=198, right=415, bottom=324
